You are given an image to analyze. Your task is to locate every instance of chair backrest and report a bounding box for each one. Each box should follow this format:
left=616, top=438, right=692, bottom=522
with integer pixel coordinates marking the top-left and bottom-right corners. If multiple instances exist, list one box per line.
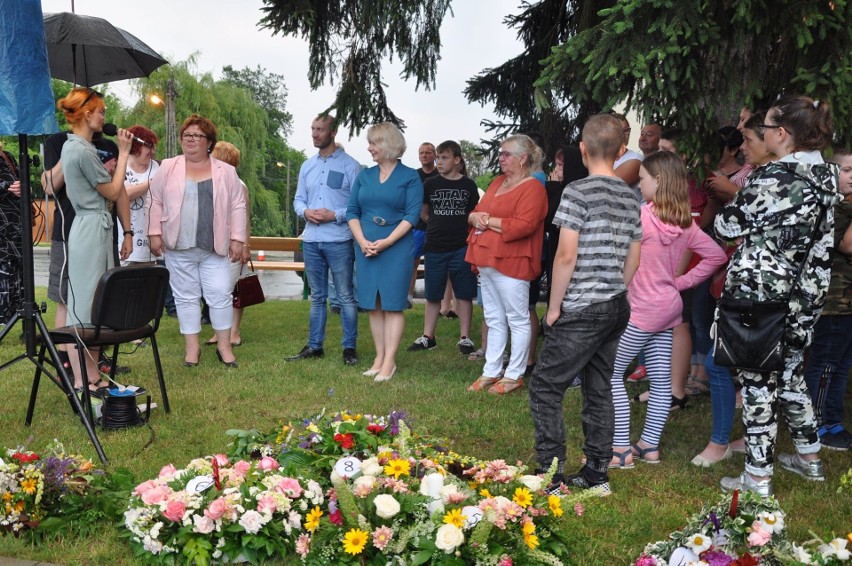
left=90, top=265, right=170, bottom=331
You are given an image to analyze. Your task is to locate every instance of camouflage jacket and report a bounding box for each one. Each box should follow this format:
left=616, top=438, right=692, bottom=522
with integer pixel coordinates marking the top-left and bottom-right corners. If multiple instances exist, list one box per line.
left=822, top=199, right=852, bottom=315
left=715, top=155, right=841, bottom=333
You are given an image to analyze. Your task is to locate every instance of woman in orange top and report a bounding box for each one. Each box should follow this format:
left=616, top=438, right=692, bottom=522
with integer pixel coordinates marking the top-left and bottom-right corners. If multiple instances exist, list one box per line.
left=465, top=134, right=548, bottom=394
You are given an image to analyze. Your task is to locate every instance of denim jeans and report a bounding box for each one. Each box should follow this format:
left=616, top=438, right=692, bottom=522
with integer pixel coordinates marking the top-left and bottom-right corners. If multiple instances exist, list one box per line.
left=529, top=293, right=630, bottom=474
left=691, top=279, right=715, bottom=356
left=706, top=345, right=737, bottom=445
left=804, top=314, right=852, bottom=427
left=303, top=240, right=357, bottom=350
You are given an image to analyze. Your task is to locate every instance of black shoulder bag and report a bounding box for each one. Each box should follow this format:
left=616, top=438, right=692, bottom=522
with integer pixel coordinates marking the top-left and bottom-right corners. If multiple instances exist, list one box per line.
left=713, top=204, right=826, bottom=373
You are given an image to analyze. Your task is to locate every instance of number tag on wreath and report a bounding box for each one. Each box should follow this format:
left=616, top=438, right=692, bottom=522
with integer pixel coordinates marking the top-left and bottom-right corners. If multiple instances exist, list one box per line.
left=334, top=456, right=362, bottom=479
left=462, top=506, right=484, bottom=529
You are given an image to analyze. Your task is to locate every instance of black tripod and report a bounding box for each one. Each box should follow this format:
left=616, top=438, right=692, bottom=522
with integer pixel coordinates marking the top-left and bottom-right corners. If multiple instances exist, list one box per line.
left=0, top=134, right=107, bottom=464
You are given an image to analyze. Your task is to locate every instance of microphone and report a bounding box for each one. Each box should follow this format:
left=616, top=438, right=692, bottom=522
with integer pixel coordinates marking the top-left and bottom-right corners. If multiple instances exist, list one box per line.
left=102, top=123, right=152, bottom=147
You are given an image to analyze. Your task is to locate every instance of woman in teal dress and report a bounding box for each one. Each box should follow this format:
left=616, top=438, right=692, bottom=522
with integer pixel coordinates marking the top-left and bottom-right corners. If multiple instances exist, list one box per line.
left=347, top=122, right=423, bottom=382
left=57, top=87, right=133, bottom=392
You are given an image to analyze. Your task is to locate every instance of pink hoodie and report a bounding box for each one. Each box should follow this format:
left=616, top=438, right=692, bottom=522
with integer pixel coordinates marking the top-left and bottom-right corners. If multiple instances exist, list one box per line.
left=628, top=203, right=727, bottom=332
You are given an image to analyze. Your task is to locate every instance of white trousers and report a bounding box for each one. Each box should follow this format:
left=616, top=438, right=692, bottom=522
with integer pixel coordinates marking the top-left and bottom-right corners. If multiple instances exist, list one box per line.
left=479, top=266, right=531, bottom=380
left=165, top=247, right=233, bottom=334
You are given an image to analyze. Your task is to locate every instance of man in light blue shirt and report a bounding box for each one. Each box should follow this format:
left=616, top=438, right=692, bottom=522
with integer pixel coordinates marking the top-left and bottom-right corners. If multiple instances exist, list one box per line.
left=288, top=114, right=362, bottom=365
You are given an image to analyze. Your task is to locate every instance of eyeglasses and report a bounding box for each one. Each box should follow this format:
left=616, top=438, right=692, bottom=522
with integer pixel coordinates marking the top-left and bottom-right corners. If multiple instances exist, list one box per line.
left=79, top=88, right=103, bottom=111
left=756, top=124, right=783, bottom=136
left=498, top=150, right=517, bottom=159
left=181, top=133, right=208, bottom=141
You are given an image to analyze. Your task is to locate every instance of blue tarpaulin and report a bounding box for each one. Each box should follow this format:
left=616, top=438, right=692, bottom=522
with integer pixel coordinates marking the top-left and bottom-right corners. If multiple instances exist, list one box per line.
left=0, top=0, right=60, bottom=135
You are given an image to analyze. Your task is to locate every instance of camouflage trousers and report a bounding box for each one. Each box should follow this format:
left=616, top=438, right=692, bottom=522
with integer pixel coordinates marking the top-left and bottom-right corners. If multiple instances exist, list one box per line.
left=735, top=323, right=821, bottom=477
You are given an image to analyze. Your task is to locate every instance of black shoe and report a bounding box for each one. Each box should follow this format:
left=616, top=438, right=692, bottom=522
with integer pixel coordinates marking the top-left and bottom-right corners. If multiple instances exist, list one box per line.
left=343, top=348, right=358, bottom=365
left=561, top=467, right=612, bottom=497
left=216, top=350, right=239, bottom=368
left=407, top=335, right=437, bottom=351
left=286, top=345, right=325, bottom=361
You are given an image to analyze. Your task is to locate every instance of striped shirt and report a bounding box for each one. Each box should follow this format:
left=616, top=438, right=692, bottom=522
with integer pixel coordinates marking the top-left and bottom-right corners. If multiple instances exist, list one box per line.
left=553, top=175, right=642, bottom=312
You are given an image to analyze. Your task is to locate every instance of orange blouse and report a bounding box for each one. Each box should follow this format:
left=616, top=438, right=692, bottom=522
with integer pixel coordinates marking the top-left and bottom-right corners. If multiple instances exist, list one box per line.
left=465, top=175, right=548, bottom=281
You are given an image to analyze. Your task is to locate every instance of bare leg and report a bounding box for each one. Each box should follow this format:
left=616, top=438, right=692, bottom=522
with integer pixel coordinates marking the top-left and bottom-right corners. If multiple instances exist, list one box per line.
left=368, top=308, right=386, bottom=372
left=440, top=279, right=454, bottom=315
left=423, top=301, right=441, bottom=338
left=216, top=329, right=236, bottom=363
left=456, top=299, right=473, bottom=339
left=380, top=311, right=405, bottom=376
left=184, top=333, right=201, bottom=365
left=670, top=322, right=691, bottom=398
left=230, top=307, right=244, bottom=344
left=407, top=258, right=419, bottom=303
left=68, top=345, right=102, bottom=389
left=55, top=304, right=69, bottom=355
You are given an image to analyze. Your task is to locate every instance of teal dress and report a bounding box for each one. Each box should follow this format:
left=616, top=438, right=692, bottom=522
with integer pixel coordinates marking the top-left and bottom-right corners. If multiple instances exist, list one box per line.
left=346, top=162, right=423, bottom=311
left=62, top=134, right=113, bottom=324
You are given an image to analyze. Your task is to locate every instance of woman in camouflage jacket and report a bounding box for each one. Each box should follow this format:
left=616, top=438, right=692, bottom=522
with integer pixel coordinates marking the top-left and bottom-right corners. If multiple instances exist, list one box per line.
left=715, top=95, right=842, bottom=497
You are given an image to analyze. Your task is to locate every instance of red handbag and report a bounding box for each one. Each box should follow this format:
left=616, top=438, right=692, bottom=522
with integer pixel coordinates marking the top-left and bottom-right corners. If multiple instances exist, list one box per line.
left=232, top=261, right=265, bottom=308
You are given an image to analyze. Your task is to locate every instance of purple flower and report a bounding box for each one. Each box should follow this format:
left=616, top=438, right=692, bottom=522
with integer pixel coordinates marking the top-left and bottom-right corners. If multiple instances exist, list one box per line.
left=388, top=411, right=409, bottom=435
left=704, top=511, right=721, bottom=533
left=700, top=549, right=735, bottom=566
left=634, top=555, right=657, bottom=566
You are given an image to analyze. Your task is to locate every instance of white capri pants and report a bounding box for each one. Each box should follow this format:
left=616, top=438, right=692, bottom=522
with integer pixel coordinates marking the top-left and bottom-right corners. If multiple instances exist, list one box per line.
left=165, top=247, right=234, bottom=334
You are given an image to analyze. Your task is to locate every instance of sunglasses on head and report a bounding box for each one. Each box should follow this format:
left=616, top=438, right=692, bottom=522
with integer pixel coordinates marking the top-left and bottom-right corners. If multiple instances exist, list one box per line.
left=79, top=88, right=104, bottom=111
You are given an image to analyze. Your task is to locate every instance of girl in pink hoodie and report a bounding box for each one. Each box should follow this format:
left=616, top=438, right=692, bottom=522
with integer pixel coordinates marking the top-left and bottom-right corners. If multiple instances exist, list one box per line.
left=609, top=151, right=726, bottom=468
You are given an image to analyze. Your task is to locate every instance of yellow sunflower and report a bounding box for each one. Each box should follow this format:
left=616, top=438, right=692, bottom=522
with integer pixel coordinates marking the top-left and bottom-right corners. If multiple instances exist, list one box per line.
left=523, top=521, right=539, bottom=549
left=384, top=458, right=411, bottom=479
left=443, top=508, right=467, bottom=528
left=479, top=488, right=493, bottom=499
left=342, top=528, right=369, bottom=555
left=304, top=506, right=323, bottom=532
left=20, top=478, right=38, bottom=496
left=512, top=486, right=533, bottom=508
left=548, top=494, right=564, bottom=517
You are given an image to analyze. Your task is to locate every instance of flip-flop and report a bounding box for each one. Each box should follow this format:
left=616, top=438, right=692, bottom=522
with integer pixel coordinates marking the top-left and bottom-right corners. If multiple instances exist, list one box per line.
left=488, top=377, right=524, bottom=394
left=204, top=338, right=218, bottom=346
left=631, top=442, right=661, bottom=464
left=610, top=448, right=635, bottom=469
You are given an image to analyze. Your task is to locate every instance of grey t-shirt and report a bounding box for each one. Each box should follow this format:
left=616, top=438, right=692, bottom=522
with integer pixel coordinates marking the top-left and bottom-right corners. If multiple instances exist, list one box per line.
left=553, top=175, right=642, bottom=312
left=176, top=178, right=214, bottom=251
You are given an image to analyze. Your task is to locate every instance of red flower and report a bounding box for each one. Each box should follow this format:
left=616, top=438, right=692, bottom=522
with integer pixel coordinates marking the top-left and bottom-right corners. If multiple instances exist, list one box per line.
left=212, top=457, right=222, bottom=491
left=367, top=424, right=385, bottom=434
left=334, top=433, right=355, bottom=449
left=12, top=452, right=39, bottom=463
left=729, top=489, right=739, bottom=519
left=732, top=552, right=758, bottom=566
left=329, top=508, right=343, bottom=525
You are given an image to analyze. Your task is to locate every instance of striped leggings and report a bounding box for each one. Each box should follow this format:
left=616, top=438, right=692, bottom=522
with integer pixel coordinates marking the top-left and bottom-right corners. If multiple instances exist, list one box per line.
left=611, top=323, right=673, bottom=448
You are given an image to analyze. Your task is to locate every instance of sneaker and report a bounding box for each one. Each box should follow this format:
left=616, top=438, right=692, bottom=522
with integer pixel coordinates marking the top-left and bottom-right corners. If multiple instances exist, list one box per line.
left=777, top=453, right=825, bottom=481
left=561, top=468, right=612, bottom=497
left=720, top=472, right=773, bottom=497
left=626, top=365, right=647, bottom=382
left=407, top=335, right=437, bottom=351
left=457, top=337, right=475, bottom=355
left=566, top=375, right=582, bottom=390
left=820, top=425, right=852, bottom=451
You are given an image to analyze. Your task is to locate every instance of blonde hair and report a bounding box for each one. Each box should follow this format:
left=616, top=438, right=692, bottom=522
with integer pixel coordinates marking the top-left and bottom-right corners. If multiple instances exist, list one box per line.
left=57, top=87, right=105, bottom=127
left=581, top=114, right=623, bottom=160
left=502, top=134, right=543, bottom=177
left=641, top=151, right=691, bottom=228
left=212, top=141, right=241, bottom=168
left=367, top=122, right=406, bottom=160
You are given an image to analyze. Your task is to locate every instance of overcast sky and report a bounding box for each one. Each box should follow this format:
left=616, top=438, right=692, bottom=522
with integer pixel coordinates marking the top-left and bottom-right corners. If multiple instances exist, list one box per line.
left=40, top=0, right=526, bottom=166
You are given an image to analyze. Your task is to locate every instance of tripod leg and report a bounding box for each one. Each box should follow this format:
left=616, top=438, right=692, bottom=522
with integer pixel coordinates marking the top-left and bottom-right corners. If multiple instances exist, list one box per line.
left=33, top=314, right=108, bottom=465
left=149, top=335, right=170, bottom=413
left=26, top=342, right=47, bottom=426
left=0, top=310, right=21, bottom=342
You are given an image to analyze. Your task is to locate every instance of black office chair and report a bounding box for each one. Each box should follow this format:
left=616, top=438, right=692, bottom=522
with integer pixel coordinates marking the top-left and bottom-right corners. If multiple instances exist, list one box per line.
left=27, top=265, right=171, bottom=426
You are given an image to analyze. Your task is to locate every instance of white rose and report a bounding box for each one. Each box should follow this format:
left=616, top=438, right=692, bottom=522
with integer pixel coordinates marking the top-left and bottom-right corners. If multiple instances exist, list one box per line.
left=434, top=523, right=464, bottom=553
left=518, top=475, right=544, bottom=492
left=419, top=473, right=444, bottom=498
left=439, top=484, right=459, bottom=505
left=238, top=510, right=264, bottom=534
left=361, top=457, right=383, bottom=476
left=374, top=494, right=401, bottom=519
left=192, top=514, right=214, bottom=534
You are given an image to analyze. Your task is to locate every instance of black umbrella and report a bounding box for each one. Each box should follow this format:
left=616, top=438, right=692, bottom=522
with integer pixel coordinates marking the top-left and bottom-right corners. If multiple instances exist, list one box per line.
left=43, top=12, right=169, bottom=86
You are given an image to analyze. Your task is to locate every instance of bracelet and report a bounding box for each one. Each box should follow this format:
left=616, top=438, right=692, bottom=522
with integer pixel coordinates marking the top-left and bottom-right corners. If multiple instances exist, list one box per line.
left=123, top=230, right=133, bottom=236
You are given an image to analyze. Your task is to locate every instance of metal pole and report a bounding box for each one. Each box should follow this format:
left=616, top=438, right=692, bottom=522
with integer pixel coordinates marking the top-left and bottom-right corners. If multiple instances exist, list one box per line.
left=285, top=161, right=291, bottom=235
left=165, top=77, right=177, bottom=158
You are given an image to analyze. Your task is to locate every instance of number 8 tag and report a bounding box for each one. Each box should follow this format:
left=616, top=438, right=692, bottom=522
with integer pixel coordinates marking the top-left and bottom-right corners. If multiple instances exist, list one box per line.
left=334, top=456, right=362, bottom=479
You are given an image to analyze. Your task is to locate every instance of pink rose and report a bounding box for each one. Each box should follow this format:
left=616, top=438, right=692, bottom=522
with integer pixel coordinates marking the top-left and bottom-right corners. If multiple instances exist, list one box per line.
left=193, top=514, right=215, bottom=534
left=158, top=464, right=178, bottom=481
left=134, top=479, right=159, bottom=496
left=141, top=486, right=170, bottom=505
left=213, top=454, right=230, bottom=466
left=276, top=477, right=303, bottom=497
left=748, top=523, right=772, bottom=547
left=163, top=500, right=186, bottom=522
left=258, top=456, right=279, bottom=472
left=234, top=460, right=251, bottom=477
left=257, top=495, right=277, bottom=514
left=205, top=497, right=228, bottom=520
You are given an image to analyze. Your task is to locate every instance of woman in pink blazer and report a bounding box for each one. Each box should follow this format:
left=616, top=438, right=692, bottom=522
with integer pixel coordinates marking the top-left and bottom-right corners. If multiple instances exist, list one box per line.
left=149, top=114, right=246, bottom=368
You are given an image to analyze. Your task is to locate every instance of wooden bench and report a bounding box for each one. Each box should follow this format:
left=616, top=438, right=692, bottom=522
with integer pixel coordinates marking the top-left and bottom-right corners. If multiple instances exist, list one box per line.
left=247, top=237, right=308, bottom=298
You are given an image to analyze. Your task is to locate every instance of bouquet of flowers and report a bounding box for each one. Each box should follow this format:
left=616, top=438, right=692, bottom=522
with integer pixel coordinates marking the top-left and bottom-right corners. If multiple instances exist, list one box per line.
left=634, top=490, right=850, bottom=565
left=0, top=441, right=98, bottom=536
left=123, top=454, right=325, bottom=565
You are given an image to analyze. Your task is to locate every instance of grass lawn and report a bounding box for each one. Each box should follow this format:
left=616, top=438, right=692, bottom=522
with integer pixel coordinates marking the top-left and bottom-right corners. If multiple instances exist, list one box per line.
left=0, top=291, right=849, bottom=565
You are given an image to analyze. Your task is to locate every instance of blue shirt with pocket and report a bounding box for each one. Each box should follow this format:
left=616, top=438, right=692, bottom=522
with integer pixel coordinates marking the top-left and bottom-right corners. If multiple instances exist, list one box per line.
left=293, top=147, right=362, bottom=242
